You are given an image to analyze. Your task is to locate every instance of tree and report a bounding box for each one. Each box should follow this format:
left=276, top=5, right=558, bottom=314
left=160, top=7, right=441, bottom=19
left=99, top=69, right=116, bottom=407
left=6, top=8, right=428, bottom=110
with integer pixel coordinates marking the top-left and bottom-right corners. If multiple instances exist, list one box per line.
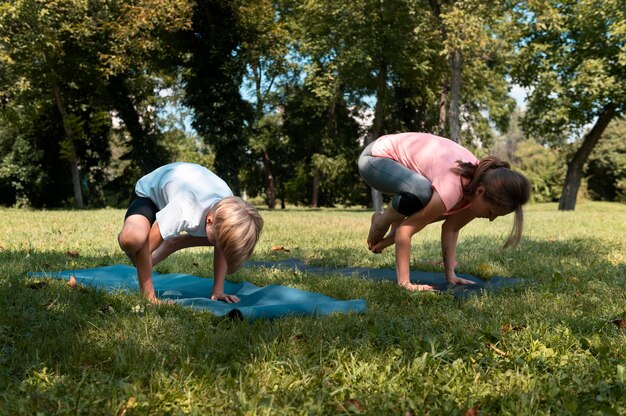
left=0, top=0, right=192, bottom=207
left=512, top=0, right=626, bottom=210
left=174, top=0, right=252, bottom=194
left=238, top=0, right=292, bottom=208
left=585, top=117, right=626, bottom=202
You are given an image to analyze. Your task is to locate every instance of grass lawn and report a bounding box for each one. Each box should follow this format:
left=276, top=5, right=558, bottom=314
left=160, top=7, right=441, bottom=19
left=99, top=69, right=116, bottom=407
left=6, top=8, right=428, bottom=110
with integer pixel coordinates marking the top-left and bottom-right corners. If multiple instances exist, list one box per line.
left=0, top=201, right=624, bottom=415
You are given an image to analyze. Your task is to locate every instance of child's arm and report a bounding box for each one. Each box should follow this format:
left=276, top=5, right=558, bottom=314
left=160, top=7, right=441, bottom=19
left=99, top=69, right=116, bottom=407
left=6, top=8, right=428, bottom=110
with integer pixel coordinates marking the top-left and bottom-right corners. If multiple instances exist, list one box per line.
left=440, top=210, right=476, bottom=285
left=152, top=232, right=210, bottom=266
left=394, top=191, right=447, bottom=289
left=210, top=245, right=240, bottom=303
left=136, top=222, right=165, bottom=301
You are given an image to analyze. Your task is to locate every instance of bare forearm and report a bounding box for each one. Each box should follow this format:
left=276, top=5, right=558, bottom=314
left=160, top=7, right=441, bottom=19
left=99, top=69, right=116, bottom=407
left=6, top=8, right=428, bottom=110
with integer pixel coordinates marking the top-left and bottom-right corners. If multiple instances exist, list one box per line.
left=136, top=240, right=155, bottom=300
left=441, top=230, right=459, bottom=280
left=211, top=245, right=228, bottom=296
left=152, top=234, right=210, bottom=266
left=395, top=232, right=412, bottom=286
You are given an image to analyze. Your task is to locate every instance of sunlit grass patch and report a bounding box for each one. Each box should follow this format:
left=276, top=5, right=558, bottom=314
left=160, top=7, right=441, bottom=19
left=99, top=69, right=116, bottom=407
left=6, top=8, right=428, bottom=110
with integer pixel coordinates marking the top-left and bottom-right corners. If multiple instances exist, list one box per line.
left=0, top=202, right=624, bottom=414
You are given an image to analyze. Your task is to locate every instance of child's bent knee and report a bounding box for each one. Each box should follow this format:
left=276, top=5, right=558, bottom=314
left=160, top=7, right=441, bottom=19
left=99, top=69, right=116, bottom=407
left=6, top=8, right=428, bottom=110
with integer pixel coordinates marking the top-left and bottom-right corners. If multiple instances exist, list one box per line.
left=118, top=231, right=145, bottom=253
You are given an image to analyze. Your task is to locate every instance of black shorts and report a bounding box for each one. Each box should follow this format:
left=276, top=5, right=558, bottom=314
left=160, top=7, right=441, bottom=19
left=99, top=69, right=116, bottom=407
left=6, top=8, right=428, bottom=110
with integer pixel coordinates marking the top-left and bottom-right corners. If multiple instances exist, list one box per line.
left=124, top=191, right=159, bottom=225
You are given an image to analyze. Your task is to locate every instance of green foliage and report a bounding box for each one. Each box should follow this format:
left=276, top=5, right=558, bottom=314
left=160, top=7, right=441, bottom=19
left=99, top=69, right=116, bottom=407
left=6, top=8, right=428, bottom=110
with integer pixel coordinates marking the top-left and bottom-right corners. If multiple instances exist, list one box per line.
left=586, top=118, right=626, bottom=202
left=513, top=139, right=566, bottom=203
left=513, top=0, right=626, bottom=141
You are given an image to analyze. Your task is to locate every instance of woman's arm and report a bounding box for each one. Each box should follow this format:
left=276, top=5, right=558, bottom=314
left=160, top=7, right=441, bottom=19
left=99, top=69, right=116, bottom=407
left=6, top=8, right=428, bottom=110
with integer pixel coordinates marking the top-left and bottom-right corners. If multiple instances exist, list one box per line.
left=394, top=191, right=447, bottom=288
left=440, top=209, right=477, bottom=284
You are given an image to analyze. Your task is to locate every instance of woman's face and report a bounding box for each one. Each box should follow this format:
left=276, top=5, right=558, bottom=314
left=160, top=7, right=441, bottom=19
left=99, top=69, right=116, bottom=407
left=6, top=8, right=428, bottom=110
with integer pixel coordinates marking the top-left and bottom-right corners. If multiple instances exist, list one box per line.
left=470, top=186, right=508, bottom=221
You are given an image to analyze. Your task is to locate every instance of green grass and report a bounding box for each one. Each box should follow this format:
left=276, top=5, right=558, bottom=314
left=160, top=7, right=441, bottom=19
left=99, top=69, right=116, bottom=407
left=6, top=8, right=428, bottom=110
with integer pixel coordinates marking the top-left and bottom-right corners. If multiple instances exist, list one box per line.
left=0, top=201, right=624, bottom=415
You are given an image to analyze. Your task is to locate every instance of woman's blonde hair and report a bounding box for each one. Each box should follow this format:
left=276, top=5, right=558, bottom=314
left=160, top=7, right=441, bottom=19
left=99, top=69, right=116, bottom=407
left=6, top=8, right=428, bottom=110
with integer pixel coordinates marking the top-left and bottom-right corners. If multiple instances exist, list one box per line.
left=453, top=156, right=531, bottom=249
left=213, top=197, right=264, bottom=273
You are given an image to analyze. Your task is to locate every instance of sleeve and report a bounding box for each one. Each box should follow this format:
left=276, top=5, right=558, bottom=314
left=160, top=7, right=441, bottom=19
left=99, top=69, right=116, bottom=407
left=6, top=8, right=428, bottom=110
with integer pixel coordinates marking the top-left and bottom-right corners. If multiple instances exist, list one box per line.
left=155, top=199, right=185, bottom=240
left=431, top=176, right=464, bottom=212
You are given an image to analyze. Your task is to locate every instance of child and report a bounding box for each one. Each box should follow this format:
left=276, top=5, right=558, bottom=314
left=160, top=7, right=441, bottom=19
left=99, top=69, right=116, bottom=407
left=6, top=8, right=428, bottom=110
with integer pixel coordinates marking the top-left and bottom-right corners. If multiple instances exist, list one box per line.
left=358, top=132, right=530, bottom=291
left=118, top=162, right=264, bottom=303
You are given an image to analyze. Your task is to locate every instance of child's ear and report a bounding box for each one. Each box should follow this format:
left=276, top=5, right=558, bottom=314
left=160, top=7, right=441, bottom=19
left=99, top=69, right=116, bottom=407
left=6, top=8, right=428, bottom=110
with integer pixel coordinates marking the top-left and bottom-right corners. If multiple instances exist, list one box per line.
left=475, top=185, right=486, bottom=196
left=206, top=212, right=214, bottom=225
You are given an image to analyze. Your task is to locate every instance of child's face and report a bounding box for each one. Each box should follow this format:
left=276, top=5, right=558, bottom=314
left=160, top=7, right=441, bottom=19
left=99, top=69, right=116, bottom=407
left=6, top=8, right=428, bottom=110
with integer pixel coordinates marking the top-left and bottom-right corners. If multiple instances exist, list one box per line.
left=470, top=187, right=508, bottom=221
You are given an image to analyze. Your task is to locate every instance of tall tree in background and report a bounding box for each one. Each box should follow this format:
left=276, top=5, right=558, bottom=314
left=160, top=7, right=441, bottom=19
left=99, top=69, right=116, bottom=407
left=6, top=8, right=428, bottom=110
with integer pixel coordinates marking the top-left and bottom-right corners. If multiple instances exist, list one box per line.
left=512, top=0, right=625, bottom=210
left=176, top=0, right=252, bottom=194
left=0, top=0, right=192, bottom=207
left=429, top=0, right=515, bottom=145
left=290, top=0, right=440, bottom=211
left=238, top=0, right=291, bottom=208
left=0, top=0, right=100, bottom=207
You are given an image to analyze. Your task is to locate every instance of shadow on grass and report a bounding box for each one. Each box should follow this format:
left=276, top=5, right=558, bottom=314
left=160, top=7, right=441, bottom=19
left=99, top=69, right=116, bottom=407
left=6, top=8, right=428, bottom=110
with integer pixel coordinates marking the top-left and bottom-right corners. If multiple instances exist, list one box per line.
left=1, top=235, right=623, bottom=387
left=0, top=249, right=373, bottom=385
left=276, top=233, right=625, bottom=284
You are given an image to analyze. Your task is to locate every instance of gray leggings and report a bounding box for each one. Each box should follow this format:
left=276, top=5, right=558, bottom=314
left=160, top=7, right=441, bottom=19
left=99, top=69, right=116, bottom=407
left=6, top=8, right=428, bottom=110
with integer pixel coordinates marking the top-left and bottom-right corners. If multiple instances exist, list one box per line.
left=358, top=141, right=433, bottom=216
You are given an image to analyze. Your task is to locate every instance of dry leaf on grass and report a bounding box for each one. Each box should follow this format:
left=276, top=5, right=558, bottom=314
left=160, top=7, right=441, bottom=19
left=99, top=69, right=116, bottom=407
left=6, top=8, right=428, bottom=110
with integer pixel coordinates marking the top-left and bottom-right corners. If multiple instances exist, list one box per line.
left=271, top=245, right=290, bottom=252
left=67, top=276, right=77, bottom=287
left=464, top=407, right=479, bottom=416
left=342, top=399, right=363, bottom=412
left=610, top=318, right=626, bottom=329
left=487, top=343, right=508, bottom=357
left=502, top=323, right=527, bottom=333
left=66, top=250, right=80, bottom=258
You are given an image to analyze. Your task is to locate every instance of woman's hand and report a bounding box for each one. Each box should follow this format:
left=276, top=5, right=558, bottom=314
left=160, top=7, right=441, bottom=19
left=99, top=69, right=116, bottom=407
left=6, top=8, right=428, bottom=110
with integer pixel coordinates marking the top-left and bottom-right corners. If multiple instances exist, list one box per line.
left=446, top=275, right=475, bottom=285
left=400, top=281, right=436, bottom=292
left=210, top=293, right=241, bottom=303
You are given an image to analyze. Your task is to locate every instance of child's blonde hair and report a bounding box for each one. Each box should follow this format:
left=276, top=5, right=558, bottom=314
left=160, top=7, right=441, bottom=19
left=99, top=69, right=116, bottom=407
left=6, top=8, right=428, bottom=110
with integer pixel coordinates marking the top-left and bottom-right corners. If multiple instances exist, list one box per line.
left=453, top=156, right=531, bottom=248
left=213, top=197, right=264, bottom=273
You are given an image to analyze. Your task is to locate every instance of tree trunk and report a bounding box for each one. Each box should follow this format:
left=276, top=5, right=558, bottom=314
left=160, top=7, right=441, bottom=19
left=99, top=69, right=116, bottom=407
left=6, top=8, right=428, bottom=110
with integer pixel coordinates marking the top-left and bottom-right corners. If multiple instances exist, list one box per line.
left=558, top=103, right=617, bottom=210
left=53, top=84, right=84, bottom=208
left=107, top=75, right=164, bottom=174
left=438, top=81, right=448, bottom=135
left=311, top=173, right=319, bottom=208
left=261, top=149, right=276, bottom=209
left=447, top=47, right=462, bottom=143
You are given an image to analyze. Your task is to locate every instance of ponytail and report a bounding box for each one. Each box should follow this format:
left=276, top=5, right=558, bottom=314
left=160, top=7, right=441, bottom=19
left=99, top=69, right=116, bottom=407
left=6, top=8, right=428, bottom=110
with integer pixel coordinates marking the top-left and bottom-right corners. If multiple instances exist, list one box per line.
left=453, top=156, right=530, bottom=249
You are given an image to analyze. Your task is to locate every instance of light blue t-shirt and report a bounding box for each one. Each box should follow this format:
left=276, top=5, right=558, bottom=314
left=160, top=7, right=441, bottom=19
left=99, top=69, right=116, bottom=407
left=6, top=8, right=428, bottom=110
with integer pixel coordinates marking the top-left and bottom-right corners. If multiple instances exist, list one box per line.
left=135, top=162, right=233, bottom=239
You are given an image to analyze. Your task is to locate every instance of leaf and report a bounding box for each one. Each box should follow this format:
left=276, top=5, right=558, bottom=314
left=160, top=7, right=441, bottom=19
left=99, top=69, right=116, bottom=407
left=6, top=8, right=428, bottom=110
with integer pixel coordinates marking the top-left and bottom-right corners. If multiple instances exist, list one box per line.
left=66, top=250, right=80, bottom=258
left=67, top=276, right=77, bottom=287
left=610, top=319, right=626, bottom=329
left=272, top=245, right=290, bottom=252
left=502, top=323, right=527, bottom=333
left=343, top=399, right=363, bottom=412
left=118, top=396, right=136, bottom=416
left=487, top=343, right=508, bottom=357
left=464, top=407, right=479, bottom=416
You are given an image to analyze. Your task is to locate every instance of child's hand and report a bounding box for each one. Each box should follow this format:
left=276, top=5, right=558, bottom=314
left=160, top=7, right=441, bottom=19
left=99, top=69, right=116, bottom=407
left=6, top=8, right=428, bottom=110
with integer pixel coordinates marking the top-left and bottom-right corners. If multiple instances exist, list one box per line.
left=400, top=282, right=436, bottom=292
left=446, top=275, right=475, bottom=285
left=210, top=293, right=241, bottom=303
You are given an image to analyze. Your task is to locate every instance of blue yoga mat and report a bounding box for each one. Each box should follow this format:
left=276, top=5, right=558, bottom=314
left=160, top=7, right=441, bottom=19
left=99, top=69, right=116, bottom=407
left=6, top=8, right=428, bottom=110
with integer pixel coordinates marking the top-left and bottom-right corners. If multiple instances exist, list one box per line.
left=29, top=265, right=367, bottom=321
left=245, top=258, right=527, bottom=299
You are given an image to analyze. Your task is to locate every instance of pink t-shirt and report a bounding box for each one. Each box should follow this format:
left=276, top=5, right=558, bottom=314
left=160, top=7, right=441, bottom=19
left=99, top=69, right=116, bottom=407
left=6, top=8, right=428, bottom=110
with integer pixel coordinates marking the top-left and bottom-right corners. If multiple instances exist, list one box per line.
left=371, top=132, right=479, bottom=214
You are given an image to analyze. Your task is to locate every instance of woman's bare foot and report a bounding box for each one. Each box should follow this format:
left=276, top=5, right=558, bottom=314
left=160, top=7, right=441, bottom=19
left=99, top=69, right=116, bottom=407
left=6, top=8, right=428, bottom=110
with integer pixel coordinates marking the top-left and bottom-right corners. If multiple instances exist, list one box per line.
left=367, top=212, right=389, bottom=250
